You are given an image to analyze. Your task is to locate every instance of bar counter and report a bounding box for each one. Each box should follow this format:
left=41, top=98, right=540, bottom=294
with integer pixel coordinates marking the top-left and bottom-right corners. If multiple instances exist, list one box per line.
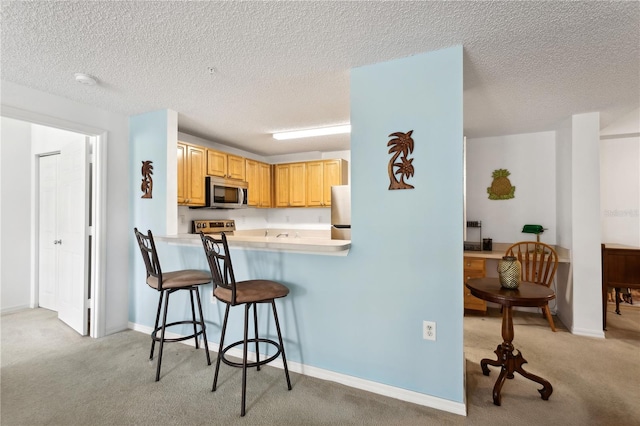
left=156, top=229, right=351, bottom=256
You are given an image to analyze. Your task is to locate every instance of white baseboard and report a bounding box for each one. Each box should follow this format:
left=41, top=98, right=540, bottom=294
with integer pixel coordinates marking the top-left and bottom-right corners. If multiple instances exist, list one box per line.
left=570, top=326, right=605, bottom=339
left=128, top=321, right=466, bottom=416
left=1, top=304, right=31, bottom=315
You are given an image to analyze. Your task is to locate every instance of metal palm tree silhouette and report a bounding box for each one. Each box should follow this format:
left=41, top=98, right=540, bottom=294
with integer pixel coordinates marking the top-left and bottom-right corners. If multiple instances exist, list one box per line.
left=387, top=130, right=415, bottom=190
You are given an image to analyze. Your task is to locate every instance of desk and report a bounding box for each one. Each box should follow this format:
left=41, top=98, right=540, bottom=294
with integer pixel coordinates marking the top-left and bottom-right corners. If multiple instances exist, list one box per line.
left=601, top=244, right=640, bottom=330
left=466, top=277, right=555, bottom=406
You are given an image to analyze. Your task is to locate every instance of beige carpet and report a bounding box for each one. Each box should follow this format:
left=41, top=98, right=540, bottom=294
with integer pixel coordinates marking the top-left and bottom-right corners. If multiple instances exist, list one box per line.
left=1, top=304, right=638, bottom=425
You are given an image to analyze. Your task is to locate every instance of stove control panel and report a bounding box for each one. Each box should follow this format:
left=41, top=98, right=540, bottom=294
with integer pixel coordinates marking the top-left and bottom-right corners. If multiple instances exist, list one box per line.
left=192, top=219, right=235, bottom=234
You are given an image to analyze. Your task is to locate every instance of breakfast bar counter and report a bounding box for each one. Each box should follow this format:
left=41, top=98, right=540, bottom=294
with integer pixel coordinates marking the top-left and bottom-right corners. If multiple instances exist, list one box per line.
left=156, top=231, right=351, bottom=256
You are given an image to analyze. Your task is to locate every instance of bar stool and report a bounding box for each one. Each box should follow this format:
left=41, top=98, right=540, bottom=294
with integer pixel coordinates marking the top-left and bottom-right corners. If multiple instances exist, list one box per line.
left=201, top=232, right=292, bottom=416
left=134, top=228, right=212, bottom=381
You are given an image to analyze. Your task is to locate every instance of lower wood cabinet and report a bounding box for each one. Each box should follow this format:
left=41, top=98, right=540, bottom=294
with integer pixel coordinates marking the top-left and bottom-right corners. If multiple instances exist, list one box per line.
left=464, top=257, right=487, bottom=312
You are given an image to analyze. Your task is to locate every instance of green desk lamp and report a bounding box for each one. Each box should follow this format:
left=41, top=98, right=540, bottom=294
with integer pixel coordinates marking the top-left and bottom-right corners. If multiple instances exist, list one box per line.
left=522, top=224, right=545, bottom=242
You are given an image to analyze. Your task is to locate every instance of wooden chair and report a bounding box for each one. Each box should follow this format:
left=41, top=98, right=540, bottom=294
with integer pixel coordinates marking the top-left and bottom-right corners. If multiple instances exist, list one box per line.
left=201, top=232, right=291, bottom=417
left=505, top=241, right=559, bottom=331
left=134, top=228, right=211, bottom=381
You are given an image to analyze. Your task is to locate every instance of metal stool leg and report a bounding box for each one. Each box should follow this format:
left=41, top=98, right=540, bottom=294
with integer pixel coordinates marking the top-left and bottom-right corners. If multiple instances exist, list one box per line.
left=156, top=290, right=171, bottom=382
left=150, top=291, right=164, bottom=360
left=241, top=303, right=250, bottom=416
left=189, top=289, right=199, bottom=349
left=194, top=287, right=211, bottom=365
left=271, top=300, right=292, bottom=390
left=212, top=304, right=230, bottom=391
left=253, top=303, right=260, bottom=371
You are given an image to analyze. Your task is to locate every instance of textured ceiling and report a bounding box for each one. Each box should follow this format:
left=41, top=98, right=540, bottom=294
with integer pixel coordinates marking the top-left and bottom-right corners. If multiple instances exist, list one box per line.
left=2, top=1, right=639, bottom=156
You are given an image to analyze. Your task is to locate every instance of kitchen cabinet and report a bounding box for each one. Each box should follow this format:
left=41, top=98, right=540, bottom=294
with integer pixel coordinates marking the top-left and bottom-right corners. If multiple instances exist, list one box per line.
left=207, top=149, right=245, bottom=180
left=259, top=162, right=272, bottom=207
left=245, top=159, right=272, bottom=208
left=178, top=142, right=206, bottom=206
left=306, top=159, right=348, bottom=207
left=275, top=162, right=306, bottom=207
left=464, top=257, right=487, bottom=312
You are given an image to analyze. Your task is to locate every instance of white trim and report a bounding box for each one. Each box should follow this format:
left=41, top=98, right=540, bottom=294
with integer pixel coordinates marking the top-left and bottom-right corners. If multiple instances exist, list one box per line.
left=1, top=305, right=32, bottom=315
left=600, top=132, right=640, bottom=140
left=128, top=321, right=467, bottom=417
left=91, top=132, right=108, bottom=338
left=1, top=105, right=106, bottom=136
left=570, top=327, right=605, bottom=339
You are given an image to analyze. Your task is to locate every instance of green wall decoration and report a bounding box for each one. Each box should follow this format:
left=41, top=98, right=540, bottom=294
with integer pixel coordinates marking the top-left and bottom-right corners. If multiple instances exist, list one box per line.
left=487, top=168, right=515, bottom=200
left=387, top=130, right=415, bottom=190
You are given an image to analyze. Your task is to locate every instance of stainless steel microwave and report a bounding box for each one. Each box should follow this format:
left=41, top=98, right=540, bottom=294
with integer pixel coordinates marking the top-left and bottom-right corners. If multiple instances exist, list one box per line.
left=205, top=176, right=248, bottom=209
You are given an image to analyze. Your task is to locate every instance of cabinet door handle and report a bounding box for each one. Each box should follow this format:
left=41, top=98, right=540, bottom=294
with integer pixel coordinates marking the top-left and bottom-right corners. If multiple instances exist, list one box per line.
left=53, top=239, right=62, bottom=245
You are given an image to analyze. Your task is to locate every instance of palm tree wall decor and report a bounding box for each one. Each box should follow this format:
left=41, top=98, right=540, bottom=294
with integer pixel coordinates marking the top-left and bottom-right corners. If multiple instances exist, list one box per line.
left=141, top=160, right=153, bottom=199
left=387, top=130, right=415, bottom=190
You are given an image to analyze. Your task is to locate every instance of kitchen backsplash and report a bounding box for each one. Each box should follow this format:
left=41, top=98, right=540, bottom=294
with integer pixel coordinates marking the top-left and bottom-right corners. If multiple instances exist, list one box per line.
left=178, top=206, right=331, bottom=234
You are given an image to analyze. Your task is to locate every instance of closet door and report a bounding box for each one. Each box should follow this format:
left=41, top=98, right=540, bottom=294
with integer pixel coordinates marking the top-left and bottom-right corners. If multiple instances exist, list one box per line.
left=56, top=139, right=89, bottom=335
left=38, top=154, right=59, bottom=311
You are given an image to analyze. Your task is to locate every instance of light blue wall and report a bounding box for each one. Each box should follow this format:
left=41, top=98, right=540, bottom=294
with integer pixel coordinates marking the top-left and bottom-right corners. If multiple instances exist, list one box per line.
left=128, top=46, right=464, bottom=403
left=129, top=110, right=171, bottom=322
left=349, top=46, right=464, bottom=400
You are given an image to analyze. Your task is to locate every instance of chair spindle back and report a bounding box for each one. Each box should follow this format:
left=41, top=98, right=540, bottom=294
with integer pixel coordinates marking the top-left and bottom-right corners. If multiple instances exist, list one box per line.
left=505, top=241, right=559, bottom=288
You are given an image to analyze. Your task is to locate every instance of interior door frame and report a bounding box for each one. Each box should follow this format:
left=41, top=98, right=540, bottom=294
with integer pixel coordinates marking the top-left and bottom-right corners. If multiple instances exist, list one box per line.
left=2, top=105, right=108, bottom=338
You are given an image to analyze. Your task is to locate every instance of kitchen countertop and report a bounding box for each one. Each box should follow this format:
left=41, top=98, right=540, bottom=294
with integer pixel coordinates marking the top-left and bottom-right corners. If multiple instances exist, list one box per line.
left=156, top=230, right=351, bottom=256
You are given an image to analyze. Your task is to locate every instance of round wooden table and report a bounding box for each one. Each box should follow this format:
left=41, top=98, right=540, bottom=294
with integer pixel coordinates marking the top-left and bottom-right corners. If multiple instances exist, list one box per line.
left=466, top=277, right=556, bottom=406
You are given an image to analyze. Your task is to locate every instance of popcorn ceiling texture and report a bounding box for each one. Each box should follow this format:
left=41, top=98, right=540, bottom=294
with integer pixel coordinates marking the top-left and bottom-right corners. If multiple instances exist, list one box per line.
left=2, top=1, right=638, bottom=156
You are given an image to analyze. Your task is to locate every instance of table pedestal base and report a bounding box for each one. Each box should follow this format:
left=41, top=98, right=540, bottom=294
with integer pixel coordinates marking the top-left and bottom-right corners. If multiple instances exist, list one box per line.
left=481, top=343, right=553, bottom=406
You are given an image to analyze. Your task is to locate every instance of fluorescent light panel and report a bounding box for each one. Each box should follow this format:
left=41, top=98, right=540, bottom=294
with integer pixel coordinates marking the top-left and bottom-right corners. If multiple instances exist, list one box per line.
left=273, top=124, right=351, bottom=140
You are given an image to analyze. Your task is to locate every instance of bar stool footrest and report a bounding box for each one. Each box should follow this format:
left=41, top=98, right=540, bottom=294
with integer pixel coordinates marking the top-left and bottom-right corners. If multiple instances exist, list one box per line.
left=151, top=320, right=206, bottom=343
left=221, top=338, right=282, bottom=369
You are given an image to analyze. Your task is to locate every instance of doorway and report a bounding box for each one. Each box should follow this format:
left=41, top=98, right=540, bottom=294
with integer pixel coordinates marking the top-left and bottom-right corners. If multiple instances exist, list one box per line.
left=1, top=111, right=106, bottom=338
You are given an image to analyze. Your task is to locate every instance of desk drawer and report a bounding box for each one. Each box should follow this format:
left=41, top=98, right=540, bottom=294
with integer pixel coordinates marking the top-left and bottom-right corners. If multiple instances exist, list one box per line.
left=464, top=257, right=486, bottom=313
left=464, top=270, right=485, bottom=283
left=464, top=257, right=486, bottom=272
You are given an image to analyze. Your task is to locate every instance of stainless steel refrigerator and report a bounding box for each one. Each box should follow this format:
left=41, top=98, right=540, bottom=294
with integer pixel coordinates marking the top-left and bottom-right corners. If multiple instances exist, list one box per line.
left=331, top=185, right=351, bottom=240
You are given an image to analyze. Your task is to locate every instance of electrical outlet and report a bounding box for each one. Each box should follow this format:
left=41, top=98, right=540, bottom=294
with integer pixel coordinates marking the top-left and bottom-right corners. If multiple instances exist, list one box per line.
left=423, top=320, right=436, bottom=341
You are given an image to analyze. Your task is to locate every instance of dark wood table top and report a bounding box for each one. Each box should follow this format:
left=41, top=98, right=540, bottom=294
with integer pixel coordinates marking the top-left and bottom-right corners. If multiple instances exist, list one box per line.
left=466, top=277, right=556, bottom=308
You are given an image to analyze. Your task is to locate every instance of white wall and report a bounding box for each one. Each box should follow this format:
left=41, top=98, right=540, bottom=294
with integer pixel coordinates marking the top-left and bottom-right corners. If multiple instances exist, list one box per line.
left=466, top=132, right=556, bottom=244
left=570, top=112, right=603, bottom=337
left=600, top=107, right=640, bottom=247
left=1, top=118, right=32, bottom=313
left=555, top=117, right=574, bottom=329
left=1, top=81, right=130, bottom=335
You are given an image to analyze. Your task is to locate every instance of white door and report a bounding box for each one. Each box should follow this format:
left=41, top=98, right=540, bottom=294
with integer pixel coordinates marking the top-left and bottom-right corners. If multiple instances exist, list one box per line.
left=38, top=154, right=59, bottom=310
left=56, top=139, right=89, bottom=335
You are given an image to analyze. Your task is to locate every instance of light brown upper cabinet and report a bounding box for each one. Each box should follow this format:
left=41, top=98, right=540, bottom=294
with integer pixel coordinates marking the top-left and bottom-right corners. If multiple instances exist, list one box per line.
left=207, top=149, right=246, bottom=180
left=306, top=159, right=348, bottom=207
left=258, top=162, right=272, bottom=208
left=275, top=162, right=306, bottom=207
left=177, top=142, right=206, bottom=206
left=245, top=159, right=273, bottom=208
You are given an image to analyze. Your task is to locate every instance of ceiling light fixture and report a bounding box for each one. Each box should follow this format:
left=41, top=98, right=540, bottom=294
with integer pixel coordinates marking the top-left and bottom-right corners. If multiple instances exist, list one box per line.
left=74, top=73, right=97, bottom=86
left=273, top=124, right=351, bottom=140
